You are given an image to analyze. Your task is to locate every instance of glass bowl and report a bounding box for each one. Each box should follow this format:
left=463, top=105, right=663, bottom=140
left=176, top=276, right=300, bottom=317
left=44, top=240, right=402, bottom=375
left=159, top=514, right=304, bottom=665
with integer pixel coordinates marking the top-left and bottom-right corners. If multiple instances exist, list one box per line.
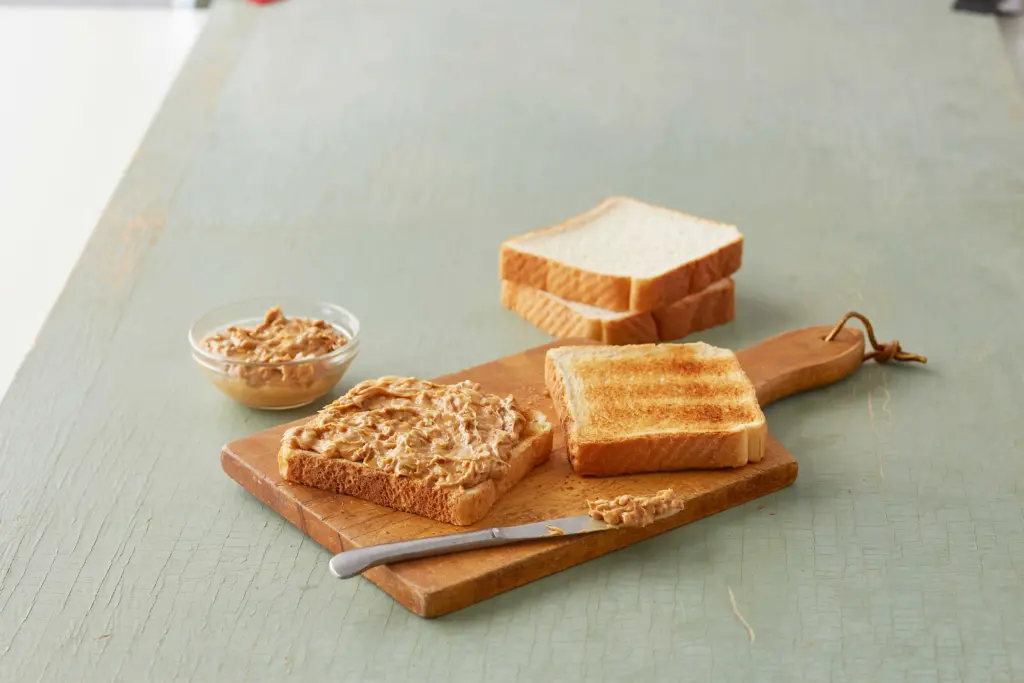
left=189, top=297, right=360, bottom=410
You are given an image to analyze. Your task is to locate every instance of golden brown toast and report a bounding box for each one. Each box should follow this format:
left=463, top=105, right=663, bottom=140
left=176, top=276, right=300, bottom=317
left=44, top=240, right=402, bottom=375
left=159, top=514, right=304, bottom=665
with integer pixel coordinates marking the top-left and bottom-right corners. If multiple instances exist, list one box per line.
left=545, top=343, right=765, bottom=476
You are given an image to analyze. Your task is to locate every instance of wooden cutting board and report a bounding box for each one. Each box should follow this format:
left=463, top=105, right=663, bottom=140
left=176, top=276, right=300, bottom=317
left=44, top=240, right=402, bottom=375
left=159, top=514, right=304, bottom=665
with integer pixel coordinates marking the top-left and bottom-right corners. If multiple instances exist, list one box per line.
left=221, top=325, right=865, bottom=617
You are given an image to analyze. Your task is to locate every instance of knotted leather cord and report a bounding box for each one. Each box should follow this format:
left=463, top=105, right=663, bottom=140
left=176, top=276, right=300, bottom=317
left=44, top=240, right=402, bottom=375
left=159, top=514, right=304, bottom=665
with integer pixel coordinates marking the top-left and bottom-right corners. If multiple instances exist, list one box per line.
left=824, top=312, right=928, bottom=364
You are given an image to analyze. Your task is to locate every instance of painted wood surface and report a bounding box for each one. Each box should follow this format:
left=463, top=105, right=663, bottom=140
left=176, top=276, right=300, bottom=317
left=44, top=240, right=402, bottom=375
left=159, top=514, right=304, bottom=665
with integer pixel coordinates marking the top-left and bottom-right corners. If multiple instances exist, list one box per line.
left=1, top=0, right=1022, bottom=680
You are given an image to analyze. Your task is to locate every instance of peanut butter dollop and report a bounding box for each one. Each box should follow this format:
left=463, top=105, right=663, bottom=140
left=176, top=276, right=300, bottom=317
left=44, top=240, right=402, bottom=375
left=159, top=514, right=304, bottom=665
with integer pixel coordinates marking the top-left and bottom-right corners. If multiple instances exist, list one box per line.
left=587, top=489, right=684, bottom=528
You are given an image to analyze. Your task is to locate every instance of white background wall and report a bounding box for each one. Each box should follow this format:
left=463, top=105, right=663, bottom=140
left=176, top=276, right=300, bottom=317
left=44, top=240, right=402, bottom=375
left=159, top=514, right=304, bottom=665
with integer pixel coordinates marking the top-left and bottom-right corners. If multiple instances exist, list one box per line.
left=0, top=6, right=206, bottom=399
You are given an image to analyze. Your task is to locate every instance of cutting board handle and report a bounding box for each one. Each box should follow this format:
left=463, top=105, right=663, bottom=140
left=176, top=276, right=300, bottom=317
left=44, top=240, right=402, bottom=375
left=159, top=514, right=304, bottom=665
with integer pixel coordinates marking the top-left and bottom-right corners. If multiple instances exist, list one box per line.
left=736, top=312, right=927, bottom=407
left=736, top=325, right=866, bottom=408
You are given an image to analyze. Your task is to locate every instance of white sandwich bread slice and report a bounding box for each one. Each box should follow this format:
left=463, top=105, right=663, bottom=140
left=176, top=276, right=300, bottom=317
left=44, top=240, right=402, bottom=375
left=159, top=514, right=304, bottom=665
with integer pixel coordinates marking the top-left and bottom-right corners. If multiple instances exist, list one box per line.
left=501, top=276, right=735, bottom=344
left=544, top=342, right=766, bottom=477
left=500, top=196, right=743, bottom=312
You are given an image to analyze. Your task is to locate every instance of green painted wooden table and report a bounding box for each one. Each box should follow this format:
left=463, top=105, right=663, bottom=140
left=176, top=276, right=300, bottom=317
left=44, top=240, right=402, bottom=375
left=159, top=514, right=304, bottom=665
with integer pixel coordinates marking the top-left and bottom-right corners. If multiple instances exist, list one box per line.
left=2, top=1, right=1023, bottom=681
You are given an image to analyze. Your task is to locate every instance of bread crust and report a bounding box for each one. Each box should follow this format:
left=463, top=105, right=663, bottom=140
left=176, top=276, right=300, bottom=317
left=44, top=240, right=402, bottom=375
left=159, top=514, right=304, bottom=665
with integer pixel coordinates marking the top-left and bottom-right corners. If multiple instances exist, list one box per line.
left=500, top=280, right=600, bottom=340
left=634, top=238, right=742, bottom=312
left=499, top=196, right=742, bottom=312
left=545, top=345, right=765, bottom=476
left=602, top=313, right=660, bottom=346
left=503, top=278, right=734, bottom=344
left=544, top=353, right=582, bottom=466
left=562, top=426, right=765, bottom=476
left=652, top=277, right=736, bottom=341
left=500, top=241, right=633, bottom=310
left=278, top=409, right=553, bottom=526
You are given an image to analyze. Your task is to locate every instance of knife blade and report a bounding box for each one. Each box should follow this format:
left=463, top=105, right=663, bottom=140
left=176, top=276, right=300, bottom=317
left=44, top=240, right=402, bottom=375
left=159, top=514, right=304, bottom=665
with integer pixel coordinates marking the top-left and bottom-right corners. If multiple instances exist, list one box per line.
left=328, top=514, right=613, bottom=579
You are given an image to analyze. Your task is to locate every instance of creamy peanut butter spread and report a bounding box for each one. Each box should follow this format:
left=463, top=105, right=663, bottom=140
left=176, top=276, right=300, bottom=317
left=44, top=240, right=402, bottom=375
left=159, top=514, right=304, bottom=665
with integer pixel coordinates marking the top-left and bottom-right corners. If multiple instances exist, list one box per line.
left=201, top=306, right=348, bottom=392
left=587, top=489, right=684, bottom=528
left=283, top=376, right=527, bottom=489
left=203, top=306, right=347, bottom=365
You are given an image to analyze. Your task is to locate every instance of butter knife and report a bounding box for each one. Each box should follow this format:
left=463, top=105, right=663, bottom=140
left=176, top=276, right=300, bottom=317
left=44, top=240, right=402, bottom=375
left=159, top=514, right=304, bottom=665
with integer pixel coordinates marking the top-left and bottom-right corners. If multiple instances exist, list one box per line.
left=328, top=514, right=612, bottom=579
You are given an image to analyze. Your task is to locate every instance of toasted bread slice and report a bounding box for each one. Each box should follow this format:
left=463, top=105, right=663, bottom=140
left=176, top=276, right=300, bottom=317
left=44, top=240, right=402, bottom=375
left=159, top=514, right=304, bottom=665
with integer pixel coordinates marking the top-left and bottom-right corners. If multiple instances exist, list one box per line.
left=500, top=196, right=742, bottom=312
left=501, top=277, right=735, bottom=344
left=279, top=405, right=552, bottom=527
left=545, top=343, right=766, bottom=476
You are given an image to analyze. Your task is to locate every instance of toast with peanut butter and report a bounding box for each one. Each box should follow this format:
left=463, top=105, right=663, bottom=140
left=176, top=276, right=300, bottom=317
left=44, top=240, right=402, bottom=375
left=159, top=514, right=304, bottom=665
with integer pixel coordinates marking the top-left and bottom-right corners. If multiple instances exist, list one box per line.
left=545, top=343, right=765, bottom=476
left=278, top=376, right=552, bottom=526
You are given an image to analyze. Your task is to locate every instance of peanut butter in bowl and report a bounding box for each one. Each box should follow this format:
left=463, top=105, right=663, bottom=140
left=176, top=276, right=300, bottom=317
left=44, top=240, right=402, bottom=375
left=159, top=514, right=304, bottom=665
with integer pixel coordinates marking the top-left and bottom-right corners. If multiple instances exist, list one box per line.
left=189, top=298, right=360, bottom=410
left=203, top=306, right=346, bottom=364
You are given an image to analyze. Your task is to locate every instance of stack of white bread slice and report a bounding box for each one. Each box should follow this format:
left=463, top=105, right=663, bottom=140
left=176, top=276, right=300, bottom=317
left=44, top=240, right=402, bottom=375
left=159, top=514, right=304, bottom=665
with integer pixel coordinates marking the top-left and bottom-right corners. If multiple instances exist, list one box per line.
left=500, top=196, right=742, bottom=344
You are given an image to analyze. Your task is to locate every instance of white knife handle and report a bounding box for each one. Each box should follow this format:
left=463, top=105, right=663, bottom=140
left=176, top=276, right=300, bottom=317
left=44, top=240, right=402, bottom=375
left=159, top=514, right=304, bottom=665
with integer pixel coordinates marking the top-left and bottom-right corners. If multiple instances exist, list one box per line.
left=328, top=528, right=511, bottom=578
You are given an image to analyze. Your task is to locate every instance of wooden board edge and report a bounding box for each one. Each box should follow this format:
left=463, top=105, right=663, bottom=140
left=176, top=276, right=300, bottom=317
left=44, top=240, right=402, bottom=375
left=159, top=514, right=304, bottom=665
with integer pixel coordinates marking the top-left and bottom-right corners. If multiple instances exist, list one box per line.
left=220, top=445, right=433, bottom=615
left=221, top=441, right=798, bottom=619
left=417, top=455, right=799, bottom=618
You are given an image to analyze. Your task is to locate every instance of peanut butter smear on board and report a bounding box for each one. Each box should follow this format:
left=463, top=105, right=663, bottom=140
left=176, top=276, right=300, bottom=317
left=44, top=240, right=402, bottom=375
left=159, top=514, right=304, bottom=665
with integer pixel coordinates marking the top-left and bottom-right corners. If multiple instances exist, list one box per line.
left=282, top=377, right=527, bottom=489
left=587, top=489, right=685, bottom=528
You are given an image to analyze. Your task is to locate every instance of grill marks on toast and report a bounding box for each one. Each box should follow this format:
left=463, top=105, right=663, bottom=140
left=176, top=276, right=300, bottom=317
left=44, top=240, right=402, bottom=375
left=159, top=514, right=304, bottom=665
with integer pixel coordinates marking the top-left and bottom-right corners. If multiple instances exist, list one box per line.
left=572, top=356, right=736, bottom=381
left=549, top=342, right=764, bottom=445
left=585, top=401, right=760, bottom=436
left=577, top=368, right=759, bottom=437
left=582, top=379, right=744, bottom=401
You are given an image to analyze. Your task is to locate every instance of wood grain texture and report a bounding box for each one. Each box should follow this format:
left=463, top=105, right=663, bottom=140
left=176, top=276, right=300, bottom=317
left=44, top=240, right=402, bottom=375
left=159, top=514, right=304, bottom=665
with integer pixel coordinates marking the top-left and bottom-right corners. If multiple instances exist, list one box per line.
left=737, top=325, right=865, bottom=408
left=222, top=338, right=806, bottom=617
left=1, top=0, right=1022, bottom=680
